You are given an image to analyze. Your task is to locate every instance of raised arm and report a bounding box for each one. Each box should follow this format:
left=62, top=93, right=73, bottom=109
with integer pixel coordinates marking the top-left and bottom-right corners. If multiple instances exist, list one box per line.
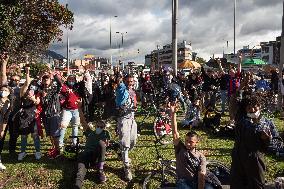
left=20, top=67, right=31, bottom=97
left=78, top=103, right=90, bottom=132
left=217, top=59, right=225, bottom=74
left=84, top=70, right=92, bottom=95
left=0, top=53, right=9, bottom=85
left=170, top=102, right=180, bottom=146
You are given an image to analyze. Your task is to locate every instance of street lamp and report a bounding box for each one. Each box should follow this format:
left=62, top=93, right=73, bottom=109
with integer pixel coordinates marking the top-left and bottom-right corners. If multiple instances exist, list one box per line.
left=109, top=15, right=118, bottom=65
left=116, top=31, right=127, bottom=70
left=66, top=1, right=70, bottom=75
left=234, top=0, right=236, bottom=57
left=172, top=0, right=178, bottom=76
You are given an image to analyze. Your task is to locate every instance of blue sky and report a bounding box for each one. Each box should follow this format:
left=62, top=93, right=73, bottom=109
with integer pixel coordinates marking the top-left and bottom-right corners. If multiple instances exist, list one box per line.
left=52, top=0, right=282, bottom=63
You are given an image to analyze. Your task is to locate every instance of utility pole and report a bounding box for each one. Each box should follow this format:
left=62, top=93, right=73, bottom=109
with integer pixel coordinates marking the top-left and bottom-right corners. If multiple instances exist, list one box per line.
left=66, top=2, right=70, bottom=75
left=172, top=0, right=178, bottom=76
left=234, top=0, right=236, bottom=62
left=109, top=16, right=118, bottom=67
left=278, top=0, right=284, bottom=111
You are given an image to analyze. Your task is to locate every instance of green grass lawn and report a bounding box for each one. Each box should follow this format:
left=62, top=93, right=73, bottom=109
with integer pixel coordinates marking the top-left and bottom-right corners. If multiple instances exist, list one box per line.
left=0, top=112, right=283, bottom=189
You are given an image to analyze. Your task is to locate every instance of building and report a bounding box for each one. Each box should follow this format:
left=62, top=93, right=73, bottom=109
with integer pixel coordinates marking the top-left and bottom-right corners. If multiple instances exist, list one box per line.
left=260, top=36, right=281, bottom=65
left=238, top=46, right=262, bottom=60
left=145, top=40, right=193, bottom=70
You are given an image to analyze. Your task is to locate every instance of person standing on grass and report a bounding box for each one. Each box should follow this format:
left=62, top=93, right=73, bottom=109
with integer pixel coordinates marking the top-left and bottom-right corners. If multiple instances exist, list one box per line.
left=230, top=95, right=271, bottom=189
left=0, top=84, right=12, bottom=170
left=170, top=102, right=214, bottom=189
left=14, top=67, right=42, bottom=161
left=115, top=74, right=137, bottom=181
left=39, top=72, right=62, bottom=159
left=74, top=105, right=110, bottom=189
left=58, top=74, right=81, bottom=150
left=0, top=53, right=22, bottom=155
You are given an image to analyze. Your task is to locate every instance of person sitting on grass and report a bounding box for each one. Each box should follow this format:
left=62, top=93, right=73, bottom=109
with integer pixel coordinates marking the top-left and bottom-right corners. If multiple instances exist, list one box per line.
left=74, top=106, right=110, bottom=189
left=170, top=102, right=214, bottom=189
left=181, top=98, right=202, bottom=128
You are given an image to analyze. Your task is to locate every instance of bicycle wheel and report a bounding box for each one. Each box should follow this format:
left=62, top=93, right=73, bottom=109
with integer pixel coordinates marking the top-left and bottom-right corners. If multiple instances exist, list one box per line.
left=153, top=116, right=172, bottom=145
left=206, top=160, right=231, bottom=185
left=143, top=170, right=177, bottom=189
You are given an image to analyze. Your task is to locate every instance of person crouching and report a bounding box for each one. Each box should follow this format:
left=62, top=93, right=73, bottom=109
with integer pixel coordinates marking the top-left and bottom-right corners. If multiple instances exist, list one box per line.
left=74, top=107, right=110, bottom=189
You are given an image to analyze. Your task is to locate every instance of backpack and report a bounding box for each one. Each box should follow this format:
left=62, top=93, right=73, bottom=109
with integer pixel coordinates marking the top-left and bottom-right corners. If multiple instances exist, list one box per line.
left=41, top=84, right=61, bottom=117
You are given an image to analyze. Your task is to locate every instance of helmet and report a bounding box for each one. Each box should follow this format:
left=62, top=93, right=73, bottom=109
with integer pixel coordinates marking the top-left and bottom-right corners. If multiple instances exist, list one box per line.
left=63, top=145, right=77, bottom=159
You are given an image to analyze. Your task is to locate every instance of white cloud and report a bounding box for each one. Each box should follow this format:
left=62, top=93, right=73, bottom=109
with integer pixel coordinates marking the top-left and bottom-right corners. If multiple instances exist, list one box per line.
left=52, top=0, right=282, bottom=62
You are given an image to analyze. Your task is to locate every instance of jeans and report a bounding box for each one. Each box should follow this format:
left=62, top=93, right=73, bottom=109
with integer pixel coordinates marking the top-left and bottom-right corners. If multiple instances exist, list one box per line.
left=117, top=113, right=137, bottom=167
left=20, top=124, right=40, bottom=152
left=220, top=90, right=227, bottom=113
left=176, top=179, right=215, bottom=189
left=59, top=109, right=80, bottom=147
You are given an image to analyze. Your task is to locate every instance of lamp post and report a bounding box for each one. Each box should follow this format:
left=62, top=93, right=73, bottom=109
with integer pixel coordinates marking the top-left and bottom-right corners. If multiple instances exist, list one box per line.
left=278, top=0, right=284, bottom=111
left=172, top=0, right=178, bottom=76
left=66, top=1, right=70, bottom=75
left=116, top=31, right=127, bottom=70
left=234, top=0, right=236, bottom=58
left=109, top=15, right=118, bottom=66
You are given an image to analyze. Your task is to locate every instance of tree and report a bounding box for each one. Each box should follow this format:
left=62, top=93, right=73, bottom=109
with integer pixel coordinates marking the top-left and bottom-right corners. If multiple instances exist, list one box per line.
left=0, top=0, right=74, bottom=62
left=196, top=57, right=206, bottom=65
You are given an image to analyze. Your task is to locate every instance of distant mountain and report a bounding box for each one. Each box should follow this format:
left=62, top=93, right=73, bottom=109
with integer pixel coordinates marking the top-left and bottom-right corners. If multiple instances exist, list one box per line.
left=43, top=50, right=65, bottom=60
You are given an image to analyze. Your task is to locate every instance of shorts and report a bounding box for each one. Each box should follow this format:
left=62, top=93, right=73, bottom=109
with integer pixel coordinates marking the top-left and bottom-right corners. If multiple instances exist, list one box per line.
left=44, top=115, right=60, bottom=137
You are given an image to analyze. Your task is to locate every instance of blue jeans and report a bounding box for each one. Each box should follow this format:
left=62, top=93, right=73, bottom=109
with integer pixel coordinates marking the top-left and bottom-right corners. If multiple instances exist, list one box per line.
left=59, top=109, right=80, bottom=147
left=20, top=124, right=40, bottom=152
left=176, top=179, right=215, bottom=189
left=220, top=90, right=227, bottom=113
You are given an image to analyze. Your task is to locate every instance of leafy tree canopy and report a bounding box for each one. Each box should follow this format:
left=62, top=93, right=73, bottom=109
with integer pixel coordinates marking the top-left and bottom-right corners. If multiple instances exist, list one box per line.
left=0, top=0, right=74, bottom=62
left=196, top=56, right=207, bottom=65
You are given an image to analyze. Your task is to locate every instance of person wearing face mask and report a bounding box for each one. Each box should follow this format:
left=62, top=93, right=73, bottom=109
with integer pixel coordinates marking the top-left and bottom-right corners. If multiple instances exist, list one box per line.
left=74, top=106, right=110, bottom=188
left=13, top=67, right=42, bottom=161
left=0, top=85, right=11, bottom=170
left=231, top=95, right=272, bottom=189
left=57, top=74, right=82, bottom=152
left=115, top=74, right=137, bottom=181
left=1, top=53, right=21, bottom=155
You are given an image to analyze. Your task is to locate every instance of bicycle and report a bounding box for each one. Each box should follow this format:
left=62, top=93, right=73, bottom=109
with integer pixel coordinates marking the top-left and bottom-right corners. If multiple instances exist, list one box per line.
left=63, top=135, right=84, bottom=160
left=142, top=138, right=177, bottom=189
left=142, top=138, right=231, bottom=189
left=153, top=108, right=172, bottom=145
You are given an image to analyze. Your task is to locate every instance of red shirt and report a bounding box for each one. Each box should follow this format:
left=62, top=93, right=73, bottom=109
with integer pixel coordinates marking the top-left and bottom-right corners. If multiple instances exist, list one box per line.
left=60, top=84, right=80, bottom=110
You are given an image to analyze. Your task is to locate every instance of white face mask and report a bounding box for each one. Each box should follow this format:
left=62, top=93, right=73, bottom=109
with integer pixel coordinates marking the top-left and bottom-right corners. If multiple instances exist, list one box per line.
left=0, top=91, right=10, bottom=98
left=95, top=128, right=103, bottom=135
left=30, top=85, right=38, bottom=91
left=247, top=110, right=261, bottom=119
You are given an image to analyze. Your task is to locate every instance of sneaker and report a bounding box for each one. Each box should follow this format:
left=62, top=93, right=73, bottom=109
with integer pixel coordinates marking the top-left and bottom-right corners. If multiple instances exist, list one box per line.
left=18, top=152, right=27, bottom=161
left=48, top=149, right=60, bottom=159
left=0, top=162, right=6, bottom=170
left=98, top=169, right=107, bottom=183
left=35, top=152, right=41, bottom=160
left=124, top=166, right=133, bottom=181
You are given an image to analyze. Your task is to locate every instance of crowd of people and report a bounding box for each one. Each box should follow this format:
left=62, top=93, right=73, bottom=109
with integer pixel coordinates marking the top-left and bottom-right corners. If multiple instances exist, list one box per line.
left=1, top=52, right=284, bottom=188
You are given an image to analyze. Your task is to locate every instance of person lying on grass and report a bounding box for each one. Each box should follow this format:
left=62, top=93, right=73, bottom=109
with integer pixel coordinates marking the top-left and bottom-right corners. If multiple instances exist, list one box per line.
left=170, top=102, right=214, bottom=189
left=74, top=106, right=110, bottom=189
